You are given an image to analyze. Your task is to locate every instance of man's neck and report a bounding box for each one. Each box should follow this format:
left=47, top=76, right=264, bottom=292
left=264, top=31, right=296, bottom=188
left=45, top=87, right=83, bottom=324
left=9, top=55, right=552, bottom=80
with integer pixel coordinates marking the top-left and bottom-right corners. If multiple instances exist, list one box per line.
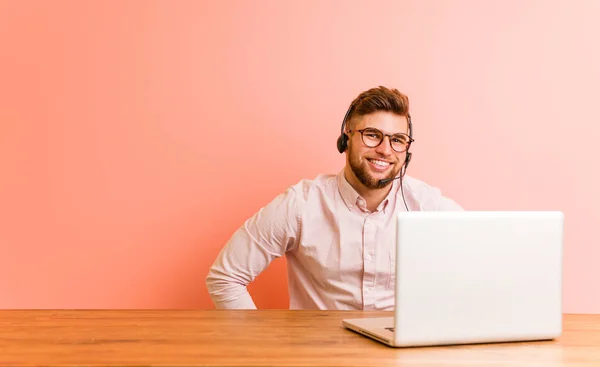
left=343, top=167, right=392, bottom=212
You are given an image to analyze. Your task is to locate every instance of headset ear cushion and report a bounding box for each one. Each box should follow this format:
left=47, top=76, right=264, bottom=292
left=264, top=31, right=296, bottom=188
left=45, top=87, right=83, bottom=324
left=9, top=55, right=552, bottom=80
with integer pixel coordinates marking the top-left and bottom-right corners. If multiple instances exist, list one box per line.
left=337, top=134, right=347, bottom=153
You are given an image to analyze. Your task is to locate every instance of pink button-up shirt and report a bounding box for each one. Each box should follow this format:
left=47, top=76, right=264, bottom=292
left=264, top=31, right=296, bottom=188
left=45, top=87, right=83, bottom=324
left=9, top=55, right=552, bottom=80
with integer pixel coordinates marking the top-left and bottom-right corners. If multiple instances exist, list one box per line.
left=206, top=170, right=462, bottom=310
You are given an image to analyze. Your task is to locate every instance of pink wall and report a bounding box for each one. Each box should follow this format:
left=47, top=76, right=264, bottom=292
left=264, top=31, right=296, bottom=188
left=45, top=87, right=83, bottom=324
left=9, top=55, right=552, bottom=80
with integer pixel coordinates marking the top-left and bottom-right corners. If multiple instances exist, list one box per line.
left=1, top=1, right=599, bottom=312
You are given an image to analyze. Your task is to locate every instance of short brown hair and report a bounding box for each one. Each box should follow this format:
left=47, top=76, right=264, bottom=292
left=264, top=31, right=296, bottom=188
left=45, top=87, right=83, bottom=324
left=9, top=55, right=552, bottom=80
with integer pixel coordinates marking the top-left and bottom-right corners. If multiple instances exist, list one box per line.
left=346, top=86, right=410, bottom=128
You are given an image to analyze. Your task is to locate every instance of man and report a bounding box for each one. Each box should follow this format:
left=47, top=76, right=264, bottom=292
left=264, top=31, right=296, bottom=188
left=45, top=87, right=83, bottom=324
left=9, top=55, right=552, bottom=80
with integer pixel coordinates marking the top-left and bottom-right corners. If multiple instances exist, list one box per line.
left=206, top=86, right=462, bottom=310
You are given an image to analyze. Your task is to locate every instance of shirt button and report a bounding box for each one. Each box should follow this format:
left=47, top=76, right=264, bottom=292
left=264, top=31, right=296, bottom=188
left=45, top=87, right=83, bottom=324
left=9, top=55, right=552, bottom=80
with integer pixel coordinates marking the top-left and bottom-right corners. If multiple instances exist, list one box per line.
left=365, top=254, right=373, bottom=261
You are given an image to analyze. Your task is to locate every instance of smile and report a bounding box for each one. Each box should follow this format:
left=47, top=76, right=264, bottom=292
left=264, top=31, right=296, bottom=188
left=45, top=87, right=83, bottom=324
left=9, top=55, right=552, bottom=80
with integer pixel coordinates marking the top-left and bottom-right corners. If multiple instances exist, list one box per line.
left=367, top=159, right=392, bottom=169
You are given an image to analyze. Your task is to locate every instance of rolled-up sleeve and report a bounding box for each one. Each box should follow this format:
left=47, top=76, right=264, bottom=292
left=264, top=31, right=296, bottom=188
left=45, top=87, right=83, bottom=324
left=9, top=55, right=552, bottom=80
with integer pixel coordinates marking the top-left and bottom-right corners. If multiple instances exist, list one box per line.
left=205, top=186, right=302, bottom=309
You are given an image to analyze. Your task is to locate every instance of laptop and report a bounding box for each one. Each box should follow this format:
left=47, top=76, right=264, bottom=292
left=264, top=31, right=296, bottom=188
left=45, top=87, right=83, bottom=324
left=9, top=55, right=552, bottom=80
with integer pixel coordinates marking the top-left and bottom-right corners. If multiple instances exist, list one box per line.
left=342, top=211, right=564, bottom=347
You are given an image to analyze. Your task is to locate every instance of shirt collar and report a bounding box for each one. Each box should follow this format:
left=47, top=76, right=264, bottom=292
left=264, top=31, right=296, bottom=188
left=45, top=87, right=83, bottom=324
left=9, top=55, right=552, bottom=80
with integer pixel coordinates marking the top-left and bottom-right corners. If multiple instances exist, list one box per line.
left=337, top=170, right=398, bottom=213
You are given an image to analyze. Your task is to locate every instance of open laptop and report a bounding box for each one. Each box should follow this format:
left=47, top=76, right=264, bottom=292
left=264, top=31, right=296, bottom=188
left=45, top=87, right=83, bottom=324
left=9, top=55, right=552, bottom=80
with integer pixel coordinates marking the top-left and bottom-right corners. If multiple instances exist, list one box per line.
left=342, top=211, right=564, bottom=347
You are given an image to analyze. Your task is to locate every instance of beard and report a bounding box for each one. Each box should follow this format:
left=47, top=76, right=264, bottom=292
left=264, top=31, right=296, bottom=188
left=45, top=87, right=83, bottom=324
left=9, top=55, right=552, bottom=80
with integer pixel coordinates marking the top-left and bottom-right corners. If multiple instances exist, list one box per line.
left=348, top=149, right=399, bottom=189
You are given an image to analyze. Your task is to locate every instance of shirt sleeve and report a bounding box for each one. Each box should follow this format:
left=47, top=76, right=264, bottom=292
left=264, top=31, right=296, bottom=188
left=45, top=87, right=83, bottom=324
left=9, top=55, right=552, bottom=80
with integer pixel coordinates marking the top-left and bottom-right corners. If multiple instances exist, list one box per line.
left=205, top=186, right=302, bottom=309
left=430, top=189, right=464, bottom=211
left=404, top=176, right=464, bottom=211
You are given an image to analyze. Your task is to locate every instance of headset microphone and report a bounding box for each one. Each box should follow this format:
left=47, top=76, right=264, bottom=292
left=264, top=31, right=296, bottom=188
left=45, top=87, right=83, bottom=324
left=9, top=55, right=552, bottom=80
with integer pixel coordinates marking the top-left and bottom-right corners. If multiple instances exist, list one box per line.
left=377, top=151, right=412, bottom=185
left=378, top=176, right=401, bottom=185
left=378, top=151, right=412, bottom=211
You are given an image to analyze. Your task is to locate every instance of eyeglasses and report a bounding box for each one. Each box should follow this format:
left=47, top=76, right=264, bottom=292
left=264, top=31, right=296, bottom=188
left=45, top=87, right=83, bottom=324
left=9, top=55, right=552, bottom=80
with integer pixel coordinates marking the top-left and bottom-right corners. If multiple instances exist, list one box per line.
left=347, top=127, right=414, bottom=153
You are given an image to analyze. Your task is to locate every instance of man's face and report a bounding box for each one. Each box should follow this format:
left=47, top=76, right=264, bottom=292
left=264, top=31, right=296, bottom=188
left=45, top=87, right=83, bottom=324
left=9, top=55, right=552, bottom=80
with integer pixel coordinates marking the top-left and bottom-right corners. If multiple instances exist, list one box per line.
left=346, top=111, right=410, bottom=190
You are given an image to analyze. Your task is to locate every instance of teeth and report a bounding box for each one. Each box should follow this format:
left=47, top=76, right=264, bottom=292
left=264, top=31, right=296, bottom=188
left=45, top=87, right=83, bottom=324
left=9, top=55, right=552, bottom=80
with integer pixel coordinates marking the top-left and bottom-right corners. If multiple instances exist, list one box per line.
left=370, top=159, right=390, bottom=167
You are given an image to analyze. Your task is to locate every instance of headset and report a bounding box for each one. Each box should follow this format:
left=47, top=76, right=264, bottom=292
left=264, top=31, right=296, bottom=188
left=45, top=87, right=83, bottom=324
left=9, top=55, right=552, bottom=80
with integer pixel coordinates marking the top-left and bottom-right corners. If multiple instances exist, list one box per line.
left=336, top=103, right=414, bottom=211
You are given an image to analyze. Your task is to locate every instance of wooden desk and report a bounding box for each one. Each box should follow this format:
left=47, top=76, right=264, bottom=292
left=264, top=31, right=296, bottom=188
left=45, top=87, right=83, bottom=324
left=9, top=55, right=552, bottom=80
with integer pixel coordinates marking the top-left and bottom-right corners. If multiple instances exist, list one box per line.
left=1, top=310, right=599, bottom=366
